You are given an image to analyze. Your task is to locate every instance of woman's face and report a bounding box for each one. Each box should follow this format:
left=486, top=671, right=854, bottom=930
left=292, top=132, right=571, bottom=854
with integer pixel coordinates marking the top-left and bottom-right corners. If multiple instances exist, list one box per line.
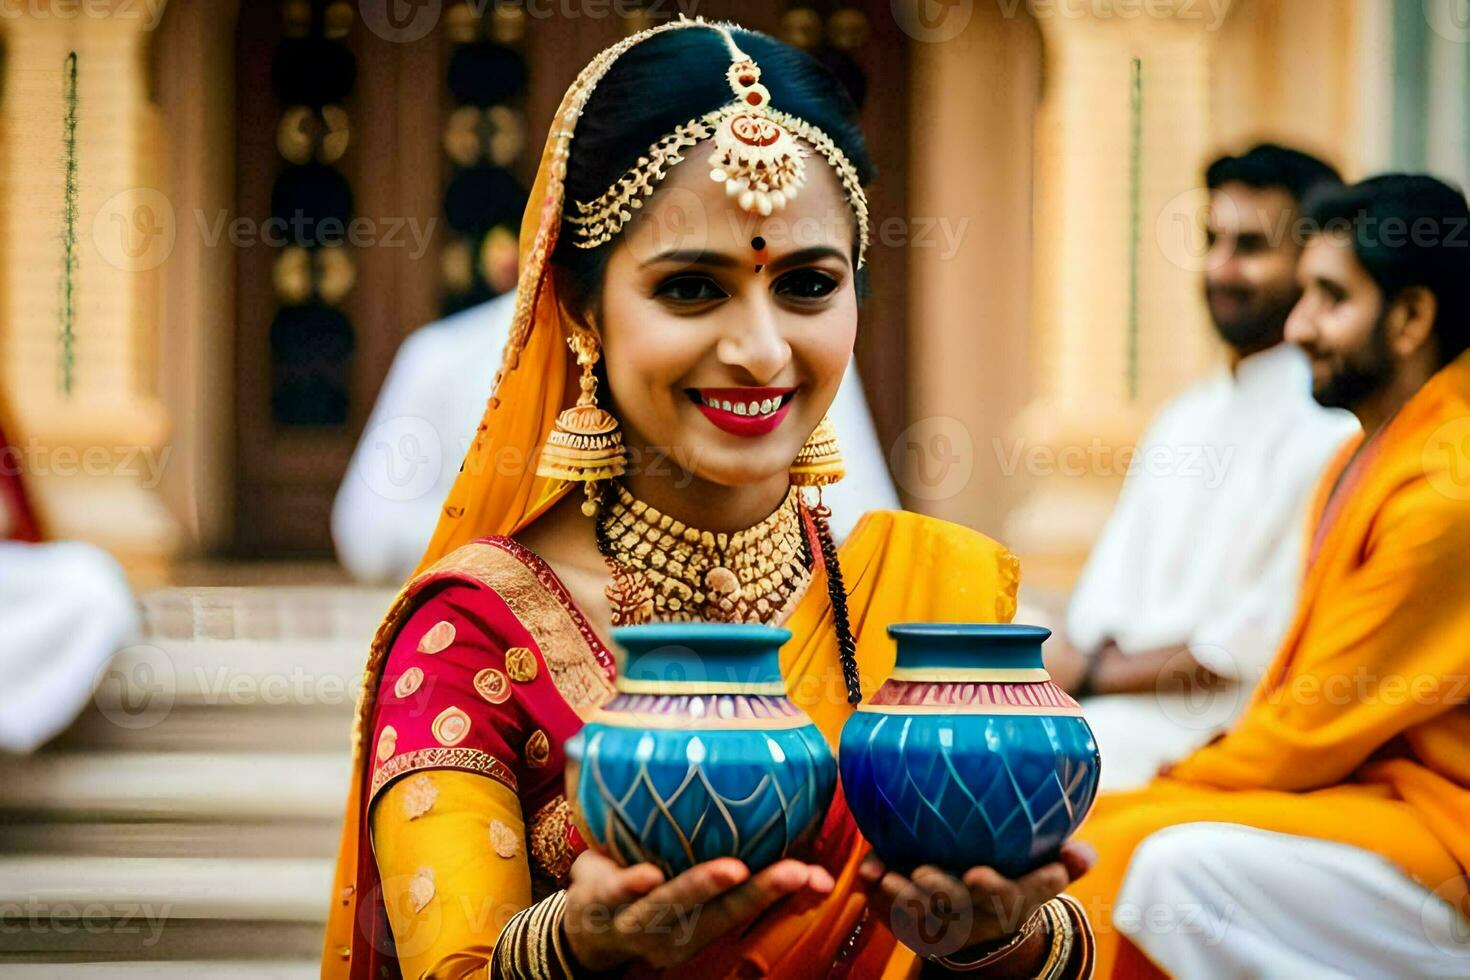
left=593, top=148, right=858, bottom=489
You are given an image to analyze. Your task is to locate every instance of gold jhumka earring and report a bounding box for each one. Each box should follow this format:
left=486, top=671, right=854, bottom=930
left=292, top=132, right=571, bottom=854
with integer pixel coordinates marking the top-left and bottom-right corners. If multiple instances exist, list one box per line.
left=789, top=414, right=844, bottom=492
left=534, top=327, right=627, bottom=517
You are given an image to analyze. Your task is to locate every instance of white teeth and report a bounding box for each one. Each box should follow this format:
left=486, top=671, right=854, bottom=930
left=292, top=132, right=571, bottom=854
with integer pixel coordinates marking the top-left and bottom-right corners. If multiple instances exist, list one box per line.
left=699, top=394, right=787, bottom=415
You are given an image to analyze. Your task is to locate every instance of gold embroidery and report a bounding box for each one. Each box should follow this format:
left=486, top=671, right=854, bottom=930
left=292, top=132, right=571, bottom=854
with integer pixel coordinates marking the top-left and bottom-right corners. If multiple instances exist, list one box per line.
left=506, top=646, right=538, bottom=683
left=475, top=667, right=512, bottom=704
left=432, top=706, right=472, bottom=747
left=490, top=819, right=521, bottom=858
left=400, top=774, right=438, bottom=820
left=449, top=543, right=616, bottom=720
left=369, top=747, right=517, bottom=800
left=375, top=725, right=397, bottom=762
left=525, top=729, right=551, bottom=767
left=529, top=796, right=574, bottom=881
left=393, top=666, right=424, bottom=698
left=418, top=620, right=457, bottom=654
left=409, top=867, right=435, bottom=912
left=351, top=538, right=614, bottom=758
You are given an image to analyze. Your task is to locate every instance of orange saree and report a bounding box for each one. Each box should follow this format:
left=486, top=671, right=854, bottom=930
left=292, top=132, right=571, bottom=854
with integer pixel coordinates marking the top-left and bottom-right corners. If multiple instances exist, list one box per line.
left=1070, top=350, right=1470, bottom=976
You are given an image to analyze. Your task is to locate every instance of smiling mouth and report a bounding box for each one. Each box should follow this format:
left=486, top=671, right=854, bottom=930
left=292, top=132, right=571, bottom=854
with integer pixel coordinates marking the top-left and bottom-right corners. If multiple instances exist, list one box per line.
left=685, top=386, right=798, bottom=437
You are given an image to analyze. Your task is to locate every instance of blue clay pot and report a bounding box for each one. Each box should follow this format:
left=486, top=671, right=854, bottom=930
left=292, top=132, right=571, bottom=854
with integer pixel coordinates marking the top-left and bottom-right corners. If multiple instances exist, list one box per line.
left=839, top=623, right=1100, bottom=877
left=565, top=623, right=836, bottom=877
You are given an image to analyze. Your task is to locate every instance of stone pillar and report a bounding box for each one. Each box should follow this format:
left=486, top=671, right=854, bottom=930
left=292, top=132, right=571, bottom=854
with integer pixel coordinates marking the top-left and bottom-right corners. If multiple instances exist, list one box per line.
left=0, top=3, right=180, bottom=579
left=1005, top=0, right=1234, bottom=588
left=903, top=3, right=1042, bottom=537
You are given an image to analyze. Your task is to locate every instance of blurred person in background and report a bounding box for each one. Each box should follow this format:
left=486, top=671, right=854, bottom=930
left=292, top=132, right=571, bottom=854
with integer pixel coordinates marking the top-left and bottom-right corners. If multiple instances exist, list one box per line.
left=1071, top=173, right=1470, bottom=977
left=1045, top=144, right=1359, bottom=789
left=0, top=393, right=138, bottom=753
left=332, top=291, right=899, bottom=585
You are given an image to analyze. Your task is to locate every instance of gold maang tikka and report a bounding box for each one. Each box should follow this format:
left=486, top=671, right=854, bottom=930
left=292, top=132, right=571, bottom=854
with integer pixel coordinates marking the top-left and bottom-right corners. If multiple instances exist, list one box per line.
left=535, top=327, right=627, bottom=516
left=565, top=22, right=870, bottom=266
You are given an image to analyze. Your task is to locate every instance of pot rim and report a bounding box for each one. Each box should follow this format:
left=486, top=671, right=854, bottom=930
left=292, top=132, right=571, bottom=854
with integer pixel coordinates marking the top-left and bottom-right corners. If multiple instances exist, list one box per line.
left=887, top=623, right=1052, bottom=641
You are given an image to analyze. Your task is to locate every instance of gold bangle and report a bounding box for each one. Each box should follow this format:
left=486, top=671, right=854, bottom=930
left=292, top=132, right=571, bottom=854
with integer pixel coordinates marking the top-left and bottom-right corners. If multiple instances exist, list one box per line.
left=932, top=907, right=1043, bottom=972
left=491, top=892, right=574, bottom=980
left=1037, top=898, right=1077, bottom=980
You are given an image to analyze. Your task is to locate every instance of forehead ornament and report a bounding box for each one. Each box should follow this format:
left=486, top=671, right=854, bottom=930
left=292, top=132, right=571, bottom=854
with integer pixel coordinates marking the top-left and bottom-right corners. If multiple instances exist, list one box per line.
left=565, top=19, right=870, bottom=266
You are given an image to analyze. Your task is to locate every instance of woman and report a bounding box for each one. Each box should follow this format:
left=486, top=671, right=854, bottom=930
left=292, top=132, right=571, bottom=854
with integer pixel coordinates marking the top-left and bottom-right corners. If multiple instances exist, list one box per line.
left=324, top=17, right=1094, bottom=978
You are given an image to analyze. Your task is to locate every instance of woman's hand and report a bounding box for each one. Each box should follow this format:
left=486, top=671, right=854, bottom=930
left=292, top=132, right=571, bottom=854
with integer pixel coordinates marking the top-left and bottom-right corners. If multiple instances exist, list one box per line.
left=561, top=850, right=835, bottom=972
left=860, top=841, right=1096, bottom=961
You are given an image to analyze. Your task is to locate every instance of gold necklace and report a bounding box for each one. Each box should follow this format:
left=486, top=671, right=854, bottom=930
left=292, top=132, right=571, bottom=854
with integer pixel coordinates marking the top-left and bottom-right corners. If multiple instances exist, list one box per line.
left=598, top=481, right=812, bottom=626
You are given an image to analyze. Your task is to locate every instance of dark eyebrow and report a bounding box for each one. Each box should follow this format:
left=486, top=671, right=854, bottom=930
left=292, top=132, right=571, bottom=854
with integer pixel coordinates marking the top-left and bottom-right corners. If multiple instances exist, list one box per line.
left=640, top=249, right=741, bottom=269
left=766, top=245, right=851, bottom=274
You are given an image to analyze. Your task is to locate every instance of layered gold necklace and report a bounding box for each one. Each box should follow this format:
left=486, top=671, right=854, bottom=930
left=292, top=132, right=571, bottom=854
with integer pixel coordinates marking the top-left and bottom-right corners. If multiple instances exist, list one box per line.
left=597, top=481, right=812, bottom=626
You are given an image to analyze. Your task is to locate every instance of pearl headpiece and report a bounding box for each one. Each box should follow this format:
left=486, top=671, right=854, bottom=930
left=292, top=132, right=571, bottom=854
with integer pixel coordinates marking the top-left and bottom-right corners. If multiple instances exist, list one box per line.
left=565, top=19, right=870, bottom=266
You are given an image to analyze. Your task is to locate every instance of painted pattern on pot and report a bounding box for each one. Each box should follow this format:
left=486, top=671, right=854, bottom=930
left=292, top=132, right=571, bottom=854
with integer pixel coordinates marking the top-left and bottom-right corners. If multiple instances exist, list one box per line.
left=565, top=623, right=836, bottom=877
left=839, top=623, right=1100, bottom=877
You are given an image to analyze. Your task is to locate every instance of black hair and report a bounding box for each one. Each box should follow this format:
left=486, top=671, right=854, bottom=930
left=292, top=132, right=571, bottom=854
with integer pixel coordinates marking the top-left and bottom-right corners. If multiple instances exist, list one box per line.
left=1206, top=143, right=1342, bottom=206
left=551, top=24, right=875, bottom=310
left=1303, top=174, right=1470, bottom=366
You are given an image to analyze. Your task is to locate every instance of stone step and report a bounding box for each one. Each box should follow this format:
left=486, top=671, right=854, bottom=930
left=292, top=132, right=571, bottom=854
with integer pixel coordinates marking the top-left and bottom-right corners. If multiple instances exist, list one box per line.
left=49, top=704, right=352, bottom=755
left=0, top=752, right=350, bottom=821
left=0, top=919, right=325, bottom=963
left=0, top=820, right=341, bottom=861
left=0, top=856, right=332, bottom=923
left=0, top=959, right=317, bottom=977
left=94, top=638, right=367, bottom=712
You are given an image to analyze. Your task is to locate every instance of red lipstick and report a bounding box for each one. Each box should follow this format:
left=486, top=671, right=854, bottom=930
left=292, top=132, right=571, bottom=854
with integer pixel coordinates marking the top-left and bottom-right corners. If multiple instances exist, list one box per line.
left=688, top=386, right=797, bottom=438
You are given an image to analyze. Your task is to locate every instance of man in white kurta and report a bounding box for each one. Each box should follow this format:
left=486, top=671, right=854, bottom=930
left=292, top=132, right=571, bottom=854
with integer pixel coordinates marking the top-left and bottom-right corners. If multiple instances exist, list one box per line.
left=333, top=291, right=900, bottom=584
left=1066, top=342, right=1356, bottom=787
left=1052, top=145, right=1358, bottom=789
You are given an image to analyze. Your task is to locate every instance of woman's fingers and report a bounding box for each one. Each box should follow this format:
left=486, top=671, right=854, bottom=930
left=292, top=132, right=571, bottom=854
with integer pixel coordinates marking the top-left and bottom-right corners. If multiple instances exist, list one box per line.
left=620, top=857, right=749, bottom=928
left=960, top=864, right=1021, bottom=903
left=570, top=851, right=666, bottom=907
left=909, top=865, right=971, bottom=917
left=682, top=860, right=823, bottom=947
left=1014, top=860, right=1071, bottom=912
left=616, top=859, right=824, bottom=968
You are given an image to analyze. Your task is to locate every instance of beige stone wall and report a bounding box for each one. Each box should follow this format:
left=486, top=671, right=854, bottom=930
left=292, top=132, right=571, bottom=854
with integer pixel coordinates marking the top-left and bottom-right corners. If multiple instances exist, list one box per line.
left=903, top=2, right=1043, bottom=538
left=956, top=0, right=1370, bottom=587
left=0, top=6, right=180, bottom=580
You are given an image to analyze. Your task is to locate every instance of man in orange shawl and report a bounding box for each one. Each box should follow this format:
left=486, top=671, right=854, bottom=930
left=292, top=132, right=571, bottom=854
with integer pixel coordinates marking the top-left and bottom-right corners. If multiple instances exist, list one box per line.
left=1070, top=175, right=1470, bottom=977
